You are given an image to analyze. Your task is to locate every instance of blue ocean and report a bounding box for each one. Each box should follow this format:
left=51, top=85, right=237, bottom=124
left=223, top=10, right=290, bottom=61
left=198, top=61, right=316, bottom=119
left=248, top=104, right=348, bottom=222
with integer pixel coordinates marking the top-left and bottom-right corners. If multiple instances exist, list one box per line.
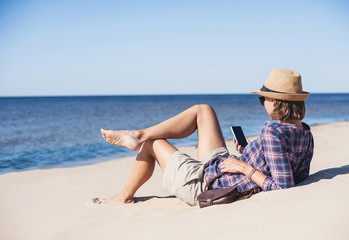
left=1, top=94, right=348, bottom=174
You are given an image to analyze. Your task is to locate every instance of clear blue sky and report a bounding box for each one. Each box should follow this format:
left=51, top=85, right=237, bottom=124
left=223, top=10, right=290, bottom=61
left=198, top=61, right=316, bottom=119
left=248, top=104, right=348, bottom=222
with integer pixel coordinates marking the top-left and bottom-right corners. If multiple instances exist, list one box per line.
left=1, top=0, right=348, bottom=96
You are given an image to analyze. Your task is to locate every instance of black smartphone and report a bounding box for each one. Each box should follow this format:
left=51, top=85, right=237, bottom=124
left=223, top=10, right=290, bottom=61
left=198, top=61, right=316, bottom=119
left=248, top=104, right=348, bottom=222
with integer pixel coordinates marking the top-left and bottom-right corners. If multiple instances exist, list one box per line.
left=230, top=126, right=248, bottom=148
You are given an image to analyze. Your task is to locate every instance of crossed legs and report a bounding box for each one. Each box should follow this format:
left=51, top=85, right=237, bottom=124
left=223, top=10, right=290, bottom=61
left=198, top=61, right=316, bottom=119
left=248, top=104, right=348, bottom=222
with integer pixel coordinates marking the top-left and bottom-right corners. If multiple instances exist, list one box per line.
left=98, top=104, right=225, bottom=204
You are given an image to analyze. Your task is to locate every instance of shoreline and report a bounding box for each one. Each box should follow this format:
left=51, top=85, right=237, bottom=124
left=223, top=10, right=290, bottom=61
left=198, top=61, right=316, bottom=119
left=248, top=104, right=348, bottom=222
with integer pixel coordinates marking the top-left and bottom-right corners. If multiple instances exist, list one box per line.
left=2, top=120, right=348, bottom=176
left=1, top=120, right=349, bottom=239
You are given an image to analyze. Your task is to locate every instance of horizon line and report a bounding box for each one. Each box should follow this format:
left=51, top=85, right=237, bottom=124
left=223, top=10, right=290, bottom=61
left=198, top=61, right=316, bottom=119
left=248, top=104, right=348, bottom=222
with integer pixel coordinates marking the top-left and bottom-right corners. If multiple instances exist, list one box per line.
left=1, top=92, right=349, bottom=98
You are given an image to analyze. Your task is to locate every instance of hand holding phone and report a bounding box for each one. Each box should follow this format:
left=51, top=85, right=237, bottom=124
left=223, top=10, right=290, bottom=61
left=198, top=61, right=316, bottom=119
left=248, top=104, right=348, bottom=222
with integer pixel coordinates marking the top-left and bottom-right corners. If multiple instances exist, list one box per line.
left=230, top=126, right=248, bottom=148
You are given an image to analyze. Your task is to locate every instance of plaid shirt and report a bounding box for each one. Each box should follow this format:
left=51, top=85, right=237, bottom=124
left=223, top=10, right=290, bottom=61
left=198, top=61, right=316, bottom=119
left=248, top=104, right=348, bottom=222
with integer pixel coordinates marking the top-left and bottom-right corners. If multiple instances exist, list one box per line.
left=204, top=121, right=314, bottom=192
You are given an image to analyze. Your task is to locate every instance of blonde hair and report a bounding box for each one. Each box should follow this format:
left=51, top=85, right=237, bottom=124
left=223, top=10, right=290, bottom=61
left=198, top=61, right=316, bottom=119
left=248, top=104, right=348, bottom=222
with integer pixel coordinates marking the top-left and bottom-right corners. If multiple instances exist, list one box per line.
left=269, top=100, right=306, bottom=121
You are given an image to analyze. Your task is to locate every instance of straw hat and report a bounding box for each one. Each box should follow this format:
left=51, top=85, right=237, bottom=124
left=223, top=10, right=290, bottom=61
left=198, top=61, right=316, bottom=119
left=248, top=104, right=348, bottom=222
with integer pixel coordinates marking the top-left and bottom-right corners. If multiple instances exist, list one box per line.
left=251, top=69, right=309, bottom=101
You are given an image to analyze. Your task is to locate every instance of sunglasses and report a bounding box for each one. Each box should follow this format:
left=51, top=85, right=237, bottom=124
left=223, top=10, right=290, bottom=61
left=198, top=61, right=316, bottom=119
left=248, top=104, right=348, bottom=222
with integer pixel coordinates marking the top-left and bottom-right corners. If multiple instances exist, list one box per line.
left=259, top=96, right=265, bottom=106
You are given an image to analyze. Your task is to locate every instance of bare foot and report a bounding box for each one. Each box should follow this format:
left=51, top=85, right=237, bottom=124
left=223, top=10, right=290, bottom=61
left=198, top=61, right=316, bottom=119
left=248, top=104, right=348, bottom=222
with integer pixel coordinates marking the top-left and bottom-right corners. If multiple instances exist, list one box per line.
left=92, top=192, right=134, bottom=205
left=100, top=129, right=143, bottom=151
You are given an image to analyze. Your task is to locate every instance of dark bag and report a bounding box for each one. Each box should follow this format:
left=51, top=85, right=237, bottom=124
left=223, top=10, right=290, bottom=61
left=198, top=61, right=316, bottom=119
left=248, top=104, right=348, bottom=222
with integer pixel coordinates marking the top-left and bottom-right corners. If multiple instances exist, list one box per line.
left=197, top=173, right=262, bottom=208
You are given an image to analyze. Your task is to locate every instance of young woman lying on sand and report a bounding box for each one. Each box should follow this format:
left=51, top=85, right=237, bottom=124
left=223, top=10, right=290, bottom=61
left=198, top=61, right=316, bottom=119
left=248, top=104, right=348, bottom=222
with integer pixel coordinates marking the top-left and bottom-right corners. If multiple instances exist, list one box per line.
left=94, top=69, right=314, bottom=206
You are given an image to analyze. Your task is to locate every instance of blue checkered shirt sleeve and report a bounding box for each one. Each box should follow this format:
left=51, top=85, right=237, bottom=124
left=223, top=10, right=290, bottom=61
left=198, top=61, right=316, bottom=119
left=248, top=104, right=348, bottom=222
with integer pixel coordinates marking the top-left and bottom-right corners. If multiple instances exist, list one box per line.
left=261, top=126, right=295, bottom=191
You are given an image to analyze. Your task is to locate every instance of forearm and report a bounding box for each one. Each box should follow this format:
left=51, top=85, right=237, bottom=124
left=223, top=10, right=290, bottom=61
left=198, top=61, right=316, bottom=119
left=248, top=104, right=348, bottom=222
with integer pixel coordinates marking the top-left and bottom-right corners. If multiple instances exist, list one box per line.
left=242, top=164, right=267, bottom=188
left=220, top=157, right=267, bottom=188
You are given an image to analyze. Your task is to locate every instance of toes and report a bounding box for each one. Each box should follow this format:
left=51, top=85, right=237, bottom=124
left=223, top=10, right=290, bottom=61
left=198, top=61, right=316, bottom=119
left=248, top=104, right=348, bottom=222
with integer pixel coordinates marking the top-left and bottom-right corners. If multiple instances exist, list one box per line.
left=100, top=129, right=108, bottom=140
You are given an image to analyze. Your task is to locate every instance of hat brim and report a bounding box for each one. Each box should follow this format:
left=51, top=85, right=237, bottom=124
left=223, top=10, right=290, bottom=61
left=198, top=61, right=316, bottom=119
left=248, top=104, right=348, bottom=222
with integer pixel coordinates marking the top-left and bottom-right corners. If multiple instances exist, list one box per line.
left=251, top=90, right=309, bottom=101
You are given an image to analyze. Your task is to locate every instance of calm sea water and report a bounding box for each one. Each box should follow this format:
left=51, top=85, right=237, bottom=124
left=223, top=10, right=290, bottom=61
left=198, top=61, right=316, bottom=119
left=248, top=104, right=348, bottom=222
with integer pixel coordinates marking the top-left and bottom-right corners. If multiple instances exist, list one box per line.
left=1, top=94, right=348, bottom=174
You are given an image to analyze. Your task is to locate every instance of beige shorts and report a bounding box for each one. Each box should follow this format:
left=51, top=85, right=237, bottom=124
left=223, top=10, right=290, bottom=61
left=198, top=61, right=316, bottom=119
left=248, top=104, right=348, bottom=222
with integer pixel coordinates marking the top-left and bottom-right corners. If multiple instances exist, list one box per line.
left=162, top=147, right=229, bottom=206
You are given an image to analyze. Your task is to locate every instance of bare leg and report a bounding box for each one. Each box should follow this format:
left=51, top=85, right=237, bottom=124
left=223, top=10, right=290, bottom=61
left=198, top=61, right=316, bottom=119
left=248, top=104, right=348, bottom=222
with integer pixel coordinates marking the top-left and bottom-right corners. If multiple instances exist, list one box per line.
left=96, top=105, right=226, bottom=204
left=101, top=104, right=226, bottom=159
left=99, top=139, right=177, bottom=204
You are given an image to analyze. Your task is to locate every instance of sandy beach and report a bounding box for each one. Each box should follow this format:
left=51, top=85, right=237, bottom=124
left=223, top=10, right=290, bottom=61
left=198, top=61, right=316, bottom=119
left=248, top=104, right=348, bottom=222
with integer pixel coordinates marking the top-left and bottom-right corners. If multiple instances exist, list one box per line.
left=1, top=121, right=349, bottom=240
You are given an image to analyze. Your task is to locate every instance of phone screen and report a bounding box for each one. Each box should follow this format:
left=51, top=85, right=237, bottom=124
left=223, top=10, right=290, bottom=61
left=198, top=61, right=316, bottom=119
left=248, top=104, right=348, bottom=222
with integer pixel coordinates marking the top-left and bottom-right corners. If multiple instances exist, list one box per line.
left=230, top=126, right=248, bottom=147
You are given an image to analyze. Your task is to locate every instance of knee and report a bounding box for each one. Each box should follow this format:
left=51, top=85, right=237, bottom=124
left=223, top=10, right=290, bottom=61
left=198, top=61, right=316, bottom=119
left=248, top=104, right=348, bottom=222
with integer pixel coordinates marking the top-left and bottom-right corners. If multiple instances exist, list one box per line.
left=139, top=139, right=156, bottom=158
left=141, top=139, right=167, bottom=150
left=192, top=104, right=214, bottom=115
left=141, top=139, right=155, bottom=150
